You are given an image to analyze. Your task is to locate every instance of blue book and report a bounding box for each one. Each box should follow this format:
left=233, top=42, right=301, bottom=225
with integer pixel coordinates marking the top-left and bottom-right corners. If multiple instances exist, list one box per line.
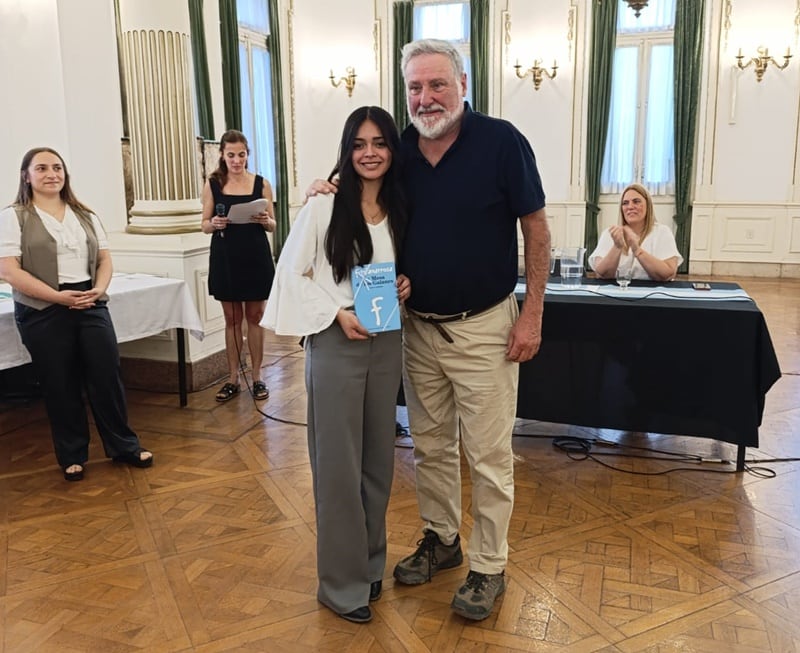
left=351, top=263, right=401, bottom=333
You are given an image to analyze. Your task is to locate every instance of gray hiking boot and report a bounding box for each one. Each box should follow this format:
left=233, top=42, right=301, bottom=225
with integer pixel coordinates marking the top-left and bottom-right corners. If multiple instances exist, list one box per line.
left=393, top=529, right=463, bottom=585
left=451, top=570, right=506, bottom=620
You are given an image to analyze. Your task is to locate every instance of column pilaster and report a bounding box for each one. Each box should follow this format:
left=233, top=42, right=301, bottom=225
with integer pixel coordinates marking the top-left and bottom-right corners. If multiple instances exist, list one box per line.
left=118, top=1, right=202, bottom=233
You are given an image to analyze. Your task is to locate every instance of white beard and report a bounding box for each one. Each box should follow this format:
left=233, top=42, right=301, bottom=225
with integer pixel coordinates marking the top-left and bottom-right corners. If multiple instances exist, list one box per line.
left=410, top=102, right=464, bottom=139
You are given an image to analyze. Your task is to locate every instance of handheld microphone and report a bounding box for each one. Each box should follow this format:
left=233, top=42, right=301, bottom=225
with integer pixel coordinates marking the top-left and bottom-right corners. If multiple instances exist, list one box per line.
left=215, top=203, right=226, bottom=238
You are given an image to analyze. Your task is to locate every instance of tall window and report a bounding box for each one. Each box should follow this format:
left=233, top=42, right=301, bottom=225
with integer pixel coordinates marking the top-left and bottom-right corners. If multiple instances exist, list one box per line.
left=601, top=0, right=675, bottom=195
left=412, top=0, right=473, bottom=103
left=237, top=0, right=276, bottom=186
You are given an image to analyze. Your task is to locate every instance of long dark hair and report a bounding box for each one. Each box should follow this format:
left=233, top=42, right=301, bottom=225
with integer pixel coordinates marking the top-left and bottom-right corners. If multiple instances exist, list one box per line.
left=208, top=130, right=249, bottom=188
left=325, top=106, right=407, bottom=283
left=15, top=147, right=93, bottom=213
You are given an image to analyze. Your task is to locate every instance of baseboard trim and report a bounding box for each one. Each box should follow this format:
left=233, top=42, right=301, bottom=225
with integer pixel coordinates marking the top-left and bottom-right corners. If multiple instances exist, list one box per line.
left=120, top=349, right=229, bottom=393
left=689, top=261, right=800, bottom=278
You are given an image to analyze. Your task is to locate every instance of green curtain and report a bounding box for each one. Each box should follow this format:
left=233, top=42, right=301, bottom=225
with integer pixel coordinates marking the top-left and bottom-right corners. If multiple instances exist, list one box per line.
left=267, top=0, right=289, bottom=256
left=392, top=1, right=413, bottom=131
left=188, top=0, right=215, bottom=139
left=218, top=0, right=242, bottom=131
left=469, top=0, right=489, bottom=114
left=113, top=0, right=129, bottom=138
left=673, top=0, right=705, bottom=273
left=584, top=0, right=618, bottom=256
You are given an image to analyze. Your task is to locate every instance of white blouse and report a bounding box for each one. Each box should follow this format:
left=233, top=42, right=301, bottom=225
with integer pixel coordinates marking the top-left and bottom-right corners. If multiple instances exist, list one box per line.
left=588, top=222, right=683, bottom=280
left=0, top=204, right=109, bottom=284
left=262, top=193, right=396, bottom=336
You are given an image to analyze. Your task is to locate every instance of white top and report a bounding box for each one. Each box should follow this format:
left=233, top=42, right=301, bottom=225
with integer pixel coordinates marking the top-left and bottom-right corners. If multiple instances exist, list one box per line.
left=0, top=204, right=109, bottom=284
left=262, top=194, right=396, bottom=336
left=588, top=222, right=684, bottom=280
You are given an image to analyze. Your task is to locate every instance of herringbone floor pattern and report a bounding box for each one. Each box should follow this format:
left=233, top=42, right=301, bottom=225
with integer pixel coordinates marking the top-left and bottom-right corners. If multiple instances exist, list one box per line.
left=0, top=277, right=798, bottom=652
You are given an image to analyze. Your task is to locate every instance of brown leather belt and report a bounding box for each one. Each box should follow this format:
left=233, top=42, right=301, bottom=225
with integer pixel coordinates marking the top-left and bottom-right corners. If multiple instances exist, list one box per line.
left=409, top=296, right=508, bottom=343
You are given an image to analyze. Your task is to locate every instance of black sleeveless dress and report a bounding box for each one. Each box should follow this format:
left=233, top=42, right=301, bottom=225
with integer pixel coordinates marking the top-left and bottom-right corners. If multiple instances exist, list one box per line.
left=208, top=175, right=275, bottom=301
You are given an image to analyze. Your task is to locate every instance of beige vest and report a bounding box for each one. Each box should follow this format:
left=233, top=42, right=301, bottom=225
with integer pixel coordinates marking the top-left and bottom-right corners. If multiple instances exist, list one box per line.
left=12, top=204, right=105, bottom=310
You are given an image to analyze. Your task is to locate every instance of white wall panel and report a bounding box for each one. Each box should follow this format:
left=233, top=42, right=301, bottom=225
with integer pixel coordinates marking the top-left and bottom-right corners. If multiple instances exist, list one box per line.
left=719, top=213, right=776, bottom=254
left=789, top=214, right=800, bottom=254
left=0, top=0, right=69, bottom=203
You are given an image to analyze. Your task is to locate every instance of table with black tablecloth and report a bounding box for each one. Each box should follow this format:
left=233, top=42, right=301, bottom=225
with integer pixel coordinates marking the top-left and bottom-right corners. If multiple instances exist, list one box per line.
left=516, top=279, right=781, bottom=470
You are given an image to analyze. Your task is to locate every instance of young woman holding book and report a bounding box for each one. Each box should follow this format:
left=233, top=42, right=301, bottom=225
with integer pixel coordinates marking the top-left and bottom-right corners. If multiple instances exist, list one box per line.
left=263, top=106, right=410, bottom=623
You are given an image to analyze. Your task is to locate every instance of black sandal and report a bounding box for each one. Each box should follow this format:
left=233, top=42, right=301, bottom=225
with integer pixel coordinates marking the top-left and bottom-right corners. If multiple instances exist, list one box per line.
left=252, top=381, right=269, bottom=400
left=215, top=382, right=240, bottom=402
left=112, top=449, right=154, bottom=468
left=63, top=464, right=84, bottom=482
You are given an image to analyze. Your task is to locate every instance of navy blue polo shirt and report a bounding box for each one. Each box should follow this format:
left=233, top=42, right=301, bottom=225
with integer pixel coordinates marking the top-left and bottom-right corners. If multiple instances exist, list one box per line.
left=400, top=103, right=546, bottom=315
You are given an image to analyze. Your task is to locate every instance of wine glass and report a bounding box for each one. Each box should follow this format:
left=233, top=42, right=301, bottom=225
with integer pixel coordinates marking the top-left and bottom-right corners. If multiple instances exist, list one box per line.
left=616, top=266, right=633, bottom=290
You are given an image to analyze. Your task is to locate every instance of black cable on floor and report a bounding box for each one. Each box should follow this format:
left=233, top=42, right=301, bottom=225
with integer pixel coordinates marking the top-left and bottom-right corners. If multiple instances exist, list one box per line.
left=511, top=433, right=780, bottom=477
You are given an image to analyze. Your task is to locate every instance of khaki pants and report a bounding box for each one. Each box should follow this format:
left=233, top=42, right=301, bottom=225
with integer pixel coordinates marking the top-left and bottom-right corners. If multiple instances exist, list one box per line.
left=403, top=295, right=519, bottom=574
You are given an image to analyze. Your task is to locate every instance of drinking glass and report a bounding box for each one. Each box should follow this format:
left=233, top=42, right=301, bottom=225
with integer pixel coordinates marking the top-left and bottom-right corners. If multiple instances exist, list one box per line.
left=559, top=247, right=586, bottom=288
left=616, top=266, right=633, bottom=290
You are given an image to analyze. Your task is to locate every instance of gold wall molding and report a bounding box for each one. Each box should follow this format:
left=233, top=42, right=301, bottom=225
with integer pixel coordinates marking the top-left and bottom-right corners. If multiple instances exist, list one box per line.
left=723, top=0, right=733, bottom=52
left=288, top=0, right=298, bottom=188
left=502, top=9, right=511, bottom=65
left=795, top=0, right=800, bottom=46
left=373, top=19, right=381, bottom=71
left=568, top=5, right=576, bottom=61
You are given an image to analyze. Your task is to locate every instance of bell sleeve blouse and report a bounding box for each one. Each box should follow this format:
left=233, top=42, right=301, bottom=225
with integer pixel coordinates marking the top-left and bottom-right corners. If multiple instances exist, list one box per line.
left=262, top=194, right=353, bottom=336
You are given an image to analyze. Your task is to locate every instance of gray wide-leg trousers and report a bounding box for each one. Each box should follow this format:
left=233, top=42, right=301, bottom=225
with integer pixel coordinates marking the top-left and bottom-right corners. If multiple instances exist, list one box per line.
left=305, top=323, right=401, bottom=614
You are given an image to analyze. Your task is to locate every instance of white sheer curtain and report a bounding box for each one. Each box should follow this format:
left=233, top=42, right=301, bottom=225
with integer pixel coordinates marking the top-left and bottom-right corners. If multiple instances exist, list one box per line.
left=237, top=0, right=276, bottom=186
left=643, top=44, right=674, bottom=195
left=237, top=0, right=269, bottom=32
left=601, top=47, right=638, bottom=194
left=413, top=1, right=473, bottom=102
left=601, top=0, right=676, bottom=196
left=239, top=41, right=252, bottom=135
left=413, top=2, right=467, bottom=40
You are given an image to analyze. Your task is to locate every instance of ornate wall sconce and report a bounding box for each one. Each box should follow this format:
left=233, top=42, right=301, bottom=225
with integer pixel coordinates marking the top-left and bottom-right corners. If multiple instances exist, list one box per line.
left=329, top=67, right=357, bottom=97
left=735, top=47, right=792, bottom=82
left=513, top=59, right=558, bottom=90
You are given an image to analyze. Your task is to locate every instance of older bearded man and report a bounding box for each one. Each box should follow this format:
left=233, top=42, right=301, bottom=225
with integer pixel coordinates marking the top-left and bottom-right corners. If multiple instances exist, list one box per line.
left=391, top=39, right=550, bottom=622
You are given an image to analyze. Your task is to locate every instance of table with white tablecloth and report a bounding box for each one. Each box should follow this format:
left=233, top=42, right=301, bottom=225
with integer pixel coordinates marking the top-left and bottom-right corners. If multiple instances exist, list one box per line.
left=0, top=273, right=204, bottom=406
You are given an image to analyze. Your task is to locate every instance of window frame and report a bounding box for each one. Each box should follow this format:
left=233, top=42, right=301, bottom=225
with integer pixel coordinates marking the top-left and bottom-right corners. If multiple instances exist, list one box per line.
left=237, top=11, right=277, bottom=186
left=411, top=0, right=473, bottom=103
left=601, top=3, right=675, bottom=197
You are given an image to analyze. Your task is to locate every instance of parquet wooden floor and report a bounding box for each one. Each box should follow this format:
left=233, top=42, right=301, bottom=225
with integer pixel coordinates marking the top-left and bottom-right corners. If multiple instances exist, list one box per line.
left=0, top=276, right=798, bottom=652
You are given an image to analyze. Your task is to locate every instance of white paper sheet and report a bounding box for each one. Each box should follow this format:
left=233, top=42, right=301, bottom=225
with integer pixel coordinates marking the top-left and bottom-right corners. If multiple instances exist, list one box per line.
left=226, top=198, right=269, bottom=224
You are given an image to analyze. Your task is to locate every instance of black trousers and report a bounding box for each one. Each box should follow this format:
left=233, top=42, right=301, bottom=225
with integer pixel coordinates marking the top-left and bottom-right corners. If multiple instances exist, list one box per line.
left=15, top=298, right=141, bottom=468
